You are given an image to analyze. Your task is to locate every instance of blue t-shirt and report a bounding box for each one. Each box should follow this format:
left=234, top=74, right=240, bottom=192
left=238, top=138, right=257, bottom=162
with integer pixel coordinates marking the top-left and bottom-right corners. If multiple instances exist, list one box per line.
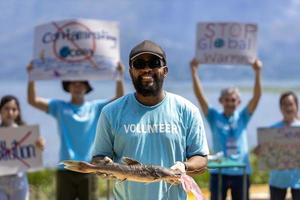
left=48, top=99, right=109, bottom=163
left=206, top=107, right=252, bottom=175
left=269, top=120, right=300, bottom=189
left=93, top=92, right=209, bottom=200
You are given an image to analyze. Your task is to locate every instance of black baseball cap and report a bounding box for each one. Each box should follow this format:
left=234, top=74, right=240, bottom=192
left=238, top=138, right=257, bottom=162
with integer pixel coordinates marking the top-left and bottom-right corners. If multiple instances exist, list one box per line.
left=129, top=40, right=167, bottom=66
left=62, top=81, right=93, bottom=94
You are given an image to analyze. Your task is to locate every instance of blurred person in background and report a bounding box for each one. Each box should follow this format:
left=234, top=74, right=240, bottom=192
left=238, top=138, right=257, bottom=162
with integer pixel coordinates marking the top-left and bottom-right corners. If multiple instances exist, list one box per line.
left=256, top=91, right=300, bottom=200
left=0, top=95, right=45, bottom=200
left=190, top=58, right=262, bottom=200
left=27, top=62, right=124, bottom=200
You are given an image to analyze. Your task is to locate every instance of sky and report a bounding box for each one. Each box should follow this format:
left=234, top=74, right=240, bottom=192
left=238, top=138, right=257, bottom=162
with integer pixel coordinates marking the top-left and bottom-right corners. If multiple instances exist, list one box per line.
left=0, top=0, right=300, bottom=80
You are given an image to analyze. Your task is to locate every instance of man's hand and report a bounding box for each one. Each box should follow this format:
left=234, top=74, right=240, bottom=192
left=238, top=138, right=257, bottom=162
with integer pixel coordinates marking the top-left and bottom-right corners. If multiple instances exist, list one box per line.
left=170, top=161, right=186, bottom=173
left=91, top=156, right=117, bottom=180
left=169, top=161, right=186, bottom=184
left=27, top=61, right=34, bottom=74
left=190, top=58, right=200, bottom=75
left=91, top=156, right=113, bottom=165
left=253, top=145, right=262, bottom=155
left=35, top=137, right=45, bottom=151
left=116, top=62, right=125, bottom=80
left=252, top=59, right=262, bottom=72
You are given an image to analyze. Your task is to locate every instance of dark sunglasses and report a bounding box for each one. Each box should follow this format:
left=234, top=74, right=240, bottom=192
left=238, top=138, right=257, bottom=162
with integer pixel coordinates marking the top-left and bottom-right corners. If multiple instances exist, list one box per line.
left=131, top=57, right=164, bottom=69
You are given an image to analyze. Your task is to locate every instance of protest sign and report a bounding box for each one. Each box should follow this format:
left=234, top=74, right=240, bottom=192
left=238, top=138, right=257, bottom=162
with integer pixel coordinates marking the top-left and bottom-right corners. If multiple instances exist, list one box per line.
left=0, top=125, right=43, bottom=175
left=196, top=22, right=257, bottom=65
left=30, top=19, right=120, bottom=80
left=257, top=127, right=300, bottom=170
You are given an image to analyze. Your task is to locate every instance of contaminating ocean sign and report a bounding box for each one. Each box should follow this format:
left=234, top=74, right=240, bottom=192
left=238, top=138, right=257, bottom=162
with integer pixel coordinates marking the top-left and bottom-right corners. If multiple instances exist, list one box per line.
left=196, top=22, right=258, bottom=65
left=257, top=127, right=300, bottom=170
left=0, top=125, right=43, bottom=176
left=29, top=19, right=120, bottom=81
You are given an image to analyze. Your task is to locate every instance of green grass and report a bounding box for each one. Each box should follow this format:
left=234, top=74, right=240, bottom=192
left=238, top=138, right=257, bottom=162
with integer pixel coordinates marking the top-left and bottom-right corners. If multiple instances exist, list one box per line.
left=249, top=150, right=269, bottom=184
left=28, top=170, right=114, bottom=200
left=28, top=169, right=56, bottom=200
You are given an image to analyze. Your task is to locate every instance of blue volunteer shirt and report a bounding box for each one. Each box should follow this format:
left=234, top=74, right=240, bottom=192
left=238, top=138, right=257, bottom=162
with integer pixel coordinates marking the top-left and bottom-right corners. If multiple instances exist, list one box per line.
left=206, top=106, right=252, bottom=175
left=93, top=92, right=209, bottom=200
left=269, top=120, right=300, bottom=189
left=48, top=99, right=109, bottom=163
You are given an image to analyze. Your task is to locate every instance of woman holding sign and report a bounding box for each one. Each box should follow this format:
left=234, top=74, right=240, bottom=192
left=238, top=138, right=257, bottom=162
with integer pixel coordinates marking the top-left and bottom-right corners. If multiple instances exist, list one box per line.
left=267, top=91, right=300, bottom=200
left=0, top=95, right=45, bottom=200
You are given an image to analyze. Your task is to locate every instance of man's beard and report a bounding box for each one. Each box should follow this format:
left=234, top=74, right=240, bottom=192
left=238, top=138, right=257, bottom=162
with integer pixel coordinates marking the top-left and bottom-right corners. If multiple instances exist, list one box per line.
left=131, top=73, right=164, bottom=97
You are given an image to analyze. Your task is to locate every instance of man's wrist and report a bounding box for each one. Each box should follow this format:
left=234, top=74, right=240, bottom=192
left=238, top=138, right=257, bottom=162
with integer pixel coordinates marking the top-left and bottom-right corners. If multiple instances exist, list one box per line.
left=171, top=161, right=186, bottom=173
left=183, top=162, right=188, bottom=171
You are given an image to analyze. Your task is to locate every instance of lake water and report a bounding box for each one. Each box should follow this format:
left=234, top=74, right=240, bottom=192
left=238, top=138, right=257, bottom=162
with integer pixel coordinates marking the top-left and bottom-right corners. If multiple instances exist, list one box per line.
left=0, top=79, right=299, bottom=167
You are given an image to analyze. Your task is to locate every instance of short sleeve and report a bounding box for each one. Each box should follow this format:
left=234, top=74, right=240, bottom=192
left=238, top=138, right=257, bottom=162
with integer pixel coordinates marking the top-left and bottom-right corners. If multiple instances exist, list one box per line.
left=92, top=111, right=114, bottom=158
left=186, top=109, right=209, bottom=158
left=47, top=99, right=61, bottom=117
left=239, top=106, right=252, bottom=126
left=206, top=107, right=218, bottom=125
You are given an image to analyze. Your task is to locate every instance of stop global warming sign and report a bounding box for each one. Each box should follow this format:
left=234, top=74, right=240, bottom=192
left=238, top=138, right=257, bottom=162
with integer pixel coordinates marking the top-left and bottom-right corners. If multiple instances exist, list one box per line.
left=196, top=22, right=258, bottom=65
left=30, top=19, right=120, bottom=80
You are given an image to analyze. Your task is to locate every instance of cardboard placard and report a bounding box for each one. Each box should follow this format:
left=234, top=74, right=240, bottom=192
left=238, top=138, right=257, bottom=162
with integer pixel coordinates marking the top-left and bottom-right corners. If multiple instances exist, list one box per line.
left=196, top=22, right=257, bottom=65
left=30, top=19, right=120, bottom=80
left=0, top=125, right=43, bottom=175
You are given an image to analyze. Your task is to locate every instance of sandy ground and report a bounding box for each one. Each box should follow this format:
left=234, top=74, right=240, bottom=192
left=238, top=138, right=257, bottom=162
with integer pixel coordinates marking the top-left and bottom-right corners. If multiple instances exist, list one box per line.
left=200, top=184, right=292, bottom=200
left=98, top=184, right=293, bottom=200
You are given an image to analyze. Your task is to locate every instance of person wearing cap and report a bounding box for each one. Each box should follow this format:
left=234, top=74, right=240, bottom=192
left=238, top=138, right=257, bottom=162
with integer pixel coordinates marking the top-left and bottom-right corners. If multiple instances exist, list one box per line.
left=190, top=58, right=262, bottom=200
left=27, top=62, right=125, bottom=200
left=92, top=40, right=209, bottom=200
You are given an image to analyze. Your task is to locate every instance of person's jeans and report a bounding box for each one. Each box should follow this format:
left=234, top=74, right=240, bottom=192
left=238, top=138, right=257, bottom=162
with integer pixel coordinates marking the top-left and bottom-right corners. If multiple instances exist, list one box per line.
left=210, top=174, right=250, bottom=200
left=0, top=173, right=29, bottom=200
left=270, top=185, right=300, bottom=200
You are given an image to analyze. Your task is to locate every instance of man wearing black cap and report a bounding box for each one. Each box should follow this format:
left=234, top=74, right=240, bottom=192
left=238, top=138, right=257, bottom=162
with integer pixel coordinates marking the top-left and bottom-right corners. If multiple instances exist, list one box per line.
left=27, top=62, right=124, bottom=200
left=92, top=40, right=209, bottom=200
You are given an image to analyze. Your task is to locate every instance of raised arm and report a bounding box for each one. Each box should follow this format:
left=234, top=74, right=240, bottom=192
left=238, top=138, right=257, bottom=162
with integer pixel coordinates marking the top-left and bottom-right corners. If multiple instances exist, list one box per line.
left=247, top=59, right=262, bottom=114
left=110, top=62, right=125, bottom=102
left=190, top=58, right=209, bottom=115
left=27, top=62, right=49, bottom=112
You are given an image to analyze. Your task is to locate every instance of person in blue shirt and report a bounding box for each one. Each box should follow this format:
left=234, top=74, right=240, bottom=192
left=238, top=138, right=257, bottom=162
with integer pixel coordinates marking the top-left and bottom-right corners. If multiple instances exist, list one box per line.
left=258, top=91, right=300, bottom=200
left=27, top=62, right=124, bottom=200
left=190, top=58, right=262, bottom=200
left=92, top=40, right=209, bottom=200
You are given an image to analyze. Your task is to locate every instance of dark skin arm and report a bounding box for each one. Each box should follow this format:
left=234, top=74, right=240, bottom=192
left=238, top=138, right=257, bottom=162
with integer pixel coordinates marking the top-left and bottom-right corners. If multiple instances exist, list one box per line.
left=185, top=155, right=208, bottom=175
